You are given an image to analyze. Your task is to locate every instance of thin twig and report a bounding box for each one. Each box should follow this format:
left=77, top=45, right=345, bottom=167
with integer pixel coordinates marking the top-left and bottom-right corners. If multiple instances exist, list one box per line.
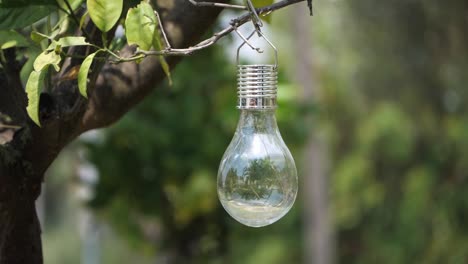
left=0, top=124, right=21, bottom=130
left=62, top=0, right=92, bottom=40
left=135, top=25, right=235, bottom=57
left=56, top=4, right=71, bottom=17
left=154, top=10, right=171, bottom=49
left=231, top=0, right=304, bottom=26
left=187, top=0, right=247, bottom=10
left=0, top=50, right=6, bottom=67
left=308, top=0, right=313, bottom=15
left=245, top=0, right=263, bottom=32
left=114, top=0, right=305, bottom=62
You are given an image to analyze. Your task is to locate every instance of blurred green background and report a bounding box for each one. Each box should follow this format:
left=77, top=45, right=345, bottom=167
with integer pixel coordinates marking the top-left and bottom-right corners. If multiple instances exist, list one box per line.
left=40, top=0, right=468, bottom=263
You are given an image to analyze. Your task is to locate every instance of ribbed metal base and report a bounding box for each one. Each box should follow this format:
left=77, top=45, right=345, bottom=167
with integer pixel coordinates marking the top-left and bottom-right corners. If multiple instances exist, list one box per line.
left=237, top=65, right=278, bottom=110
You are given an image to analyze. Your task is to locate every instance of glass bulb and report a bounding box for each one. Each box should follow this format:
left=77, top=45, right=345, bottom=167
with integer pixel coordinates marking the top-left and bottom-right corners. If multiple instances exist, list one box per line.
left=217, top=109, right=298, bottom=227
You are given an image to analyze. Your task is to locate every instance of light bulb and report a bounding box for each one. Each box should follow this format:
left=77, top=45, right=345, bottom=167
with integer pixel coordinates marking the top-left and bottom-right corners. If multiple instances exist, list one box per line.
left=217, top=64, right=298, bottom=227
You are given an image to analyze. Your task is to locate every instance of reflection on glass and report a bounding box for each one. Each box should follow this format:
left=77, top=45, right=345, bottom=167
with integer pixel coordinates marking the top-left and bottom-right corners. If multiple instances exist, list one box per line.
left=218, top=110, right=298, bottom=227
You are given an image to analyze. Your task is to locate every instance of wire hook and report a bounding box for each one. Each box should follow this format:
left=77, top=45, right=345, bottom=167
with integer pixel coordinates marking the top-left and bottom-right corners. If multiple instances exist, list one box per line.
left=234, top=28, right=263, bottom=53
left=236, top=29, right=278, bottom=68
left=245, top=0, right=263, bottom=35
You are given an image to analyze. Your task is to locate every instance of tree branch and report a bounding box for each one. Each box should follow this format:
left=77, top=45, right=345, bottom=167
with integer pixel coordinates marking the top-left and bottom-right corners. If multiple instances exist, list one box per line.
left=81, top=0, right=227, bottom=130
left=0, top=48, right=27, bottom=125
left=14, top=0, right=305, bottom=177
left=12, top=14, right=109, bottom=177
left=112, top=0, right=305, bottom=60
left=82, top=0, right=305, bottom=130
left=0, top=1, right=308, bottom=260
left=187, top=0, right=247, bottom=10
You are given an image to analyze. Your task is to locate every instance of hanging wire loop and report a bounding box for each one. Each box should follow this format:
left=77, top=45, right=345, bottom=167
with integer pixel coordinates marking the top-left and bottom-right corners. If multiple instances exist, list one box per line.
left=244, top=0, right=263, bottom=34
left=236, top=29, right=278, bottom=69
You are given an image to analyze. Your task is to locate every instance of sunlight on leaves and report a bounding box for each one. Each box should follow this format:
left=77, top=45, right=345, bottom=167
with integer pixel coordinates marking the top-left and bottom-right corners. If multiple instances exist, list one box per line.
left=125, top=2, right=156, bottom=51
left=87, top=0, right=123, bottom=32
left=25, top=70, right=46, bottom=126
left=33, top=50, right=61, bottom=72
left=78, top=52, right=98, bottom=98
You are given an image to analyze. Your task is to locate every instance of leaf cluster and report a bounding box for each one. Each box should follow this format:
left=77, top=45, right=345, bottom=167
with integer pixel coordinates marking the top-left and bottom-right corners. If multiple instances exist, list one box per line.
left=0, top=0, right=171, bottom=125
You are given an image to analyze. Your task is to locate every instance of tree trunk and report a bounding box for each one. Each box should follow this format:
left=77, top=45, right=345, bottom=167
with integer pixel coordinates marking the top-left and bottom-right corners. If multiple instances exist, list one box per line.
left=0, top=166, right=43, bottom=264
left=0, top=0, right=302, bottom=262
left=291, top=5, right=335, bottom=264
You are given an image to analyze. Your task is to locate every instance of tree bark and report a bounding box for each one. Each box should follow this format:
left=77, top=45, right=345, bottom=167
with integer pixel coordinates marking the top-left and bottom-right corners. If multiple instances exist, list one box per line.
left=0, top=0, right=306, bottom=262
left=0, top=167, right=43, bottom=264
left=0, top=1, right=225, bottom=263
left=0, top=46, right=43, bottom=264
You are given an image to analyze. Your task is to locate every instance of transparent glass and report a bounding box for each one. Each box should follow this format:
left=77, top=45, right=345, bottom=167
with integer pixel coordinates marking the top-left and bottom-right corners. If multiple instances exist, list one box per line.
left=217, top=109, right=298, bottom=227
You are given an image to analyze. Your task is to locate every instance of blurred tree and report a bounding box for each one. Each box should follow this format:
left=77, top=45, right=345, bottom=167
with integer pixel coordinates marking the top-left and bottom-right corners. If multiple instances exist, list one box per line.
left=314, top=0, right=468, bottom=263
left=290, top=5, right=334, bottom=264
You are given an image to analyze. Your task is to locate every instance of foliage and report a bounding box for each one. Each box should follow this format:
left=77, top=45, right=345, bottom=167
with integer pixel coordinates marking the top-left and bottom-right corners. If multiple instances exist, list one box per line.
left=25, top=70, right=46, bottom=125
left=0, top=0, right=171, bottom=125
left=125, top=2, right=158, bottom=51
left=78, top=51, right=97, bottom=98
left=0, top=0, right=288, bottom=126
left=0, top=30, right=29, bottom=49
left=87, top=0, right=122, bottom=32
left=0, top=5, right=55, bottom=30
left=0, top=0, right=303, bottom=261
left=314, top=0, right=468, bottom=262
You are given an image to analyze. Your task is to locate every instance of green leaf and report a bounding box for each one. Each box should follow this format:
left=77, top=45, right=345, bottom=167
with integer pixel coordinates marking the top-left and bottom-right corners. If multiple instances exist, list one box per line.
left=251, top=0, right=274, bottom=23
left=33, top=50, right=61, bottom=72
left=153, top=26, right=172, bottom=85
left=0, top=5, right=55, bottom=30
left=260, top=14, right=272, bottom=24
left=0, top=30, right=29, bottom=49
left=123, top=2, right=172, bottom=84
left=0, top=0, right=55, bottom=7
left=79, top=10, right=89, bottom=29
left=125, top=2, right=157, bottom=51
left=20, top=50, right=41, bottom=85
left=58, top=36, right=90, bottom=47
left=46, top=36, right=91, bottom=50
left=56, top=0, right=84, bottom=11
left=54, top=12, right=71, bottom=35
left=25, top=70, right=46, bottom=126
left=251, top=0, right=274, bottom=7
left=78, top=52, right=97, bottom=98
left=30, top=31, right=52, bottom=43
left=31, top=29, right=62, bottom=47
left=87, top=0, right=123, bottom=32
left=159, top=56, right=171, bottom=85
